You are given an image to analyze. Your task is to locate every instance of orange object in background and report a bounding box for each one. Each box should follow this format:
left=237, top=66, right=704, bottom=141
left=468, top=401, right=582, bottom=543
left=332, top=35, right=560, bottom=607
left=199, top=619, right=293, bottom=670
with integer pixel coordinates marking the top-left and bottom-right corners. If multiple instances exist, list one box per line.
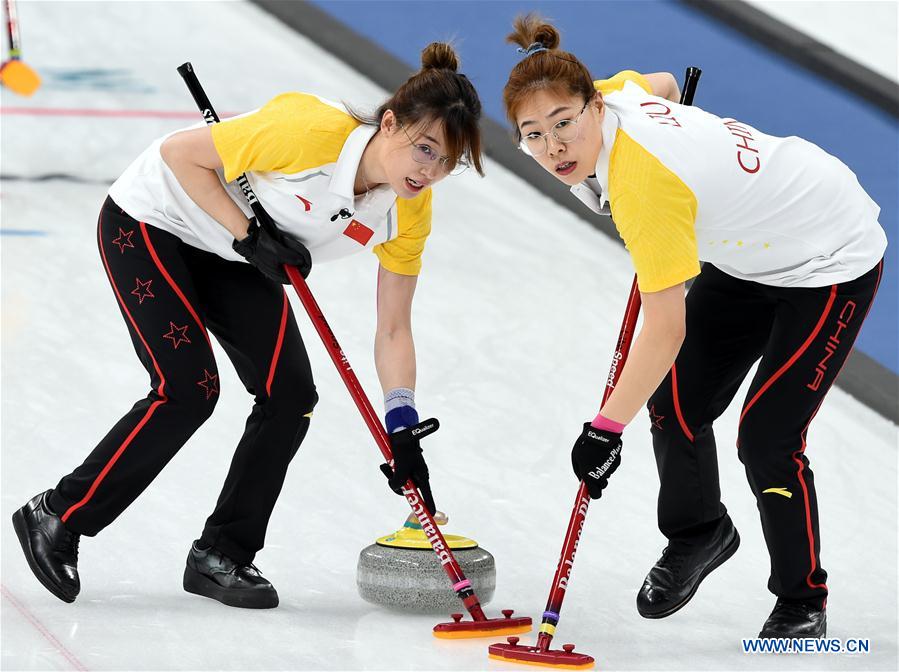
left=1, top=58, right=41, bottom=96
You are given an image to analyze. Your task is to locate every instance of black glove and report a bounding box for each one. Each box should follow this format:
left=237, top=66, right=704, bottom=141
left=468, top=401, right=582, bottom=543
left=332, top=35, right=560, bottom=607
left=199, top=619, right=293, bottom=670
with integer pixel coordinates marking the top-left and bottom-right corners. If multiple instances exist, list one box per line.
left=379, top=418, right=439, bottom=514
left=232, top=217, right=312, bottom=284
left=570, top=422, right=623, bottom=499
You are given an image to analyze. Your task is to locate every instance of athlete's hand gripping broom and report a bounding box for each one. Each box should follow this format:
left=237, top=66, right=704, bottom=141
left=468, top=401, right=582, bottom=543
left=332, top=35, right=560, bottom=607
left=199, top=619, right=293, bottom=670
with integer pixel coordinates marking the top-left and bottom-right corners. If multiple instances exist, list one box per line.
left=176, top=62, right=532, bottom=640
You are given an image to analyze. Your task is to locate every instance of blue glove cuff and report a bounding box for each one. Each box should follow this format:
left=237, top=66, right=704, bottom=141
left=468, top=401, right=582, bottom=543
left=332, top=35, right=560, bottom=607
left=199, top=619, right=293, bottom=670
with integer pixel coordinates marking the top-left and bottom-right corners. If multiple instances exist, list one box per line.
left=385, top=405, right=419, bottom=434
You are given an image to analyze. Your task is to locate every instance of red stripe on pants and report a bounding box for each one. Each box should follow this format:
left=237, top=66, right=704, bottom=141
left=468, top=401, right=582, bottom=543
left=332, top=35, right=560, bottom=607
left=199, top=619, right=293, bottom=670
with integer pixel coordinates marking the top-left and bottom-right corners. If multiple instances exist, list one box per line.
left=793, top=400, right=828, bottom=592
left=828, top=261, right=884, bottom=386
left=266, top=291, right=289, bottom=396
left=739, top=284, right=838, bottom=425
left=139, top=221, right=210, bottom=347
left=62, top=215, right=169, bottom=523
left=671, top=364, right=694, bottom=442
left=792, top=262, right=881, bottom=593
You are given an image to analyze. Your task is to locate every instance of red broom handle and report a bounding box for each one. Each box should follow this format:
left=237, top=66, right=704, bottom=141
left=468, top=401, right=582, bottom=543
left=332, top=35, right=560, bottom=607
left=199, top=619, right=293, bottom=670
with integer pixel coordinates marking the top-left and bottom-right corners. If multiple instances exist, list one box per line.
left=283, top=267, right=488, bottom=621
left=534, top=278, right=642, bottom=651
left=535, top=67, right=701, bottom=652
left=286, top=266, right=391, bottom=459
left=177, top=61, right=489, bottom=621
left=5, top=0, right=23, bottom=59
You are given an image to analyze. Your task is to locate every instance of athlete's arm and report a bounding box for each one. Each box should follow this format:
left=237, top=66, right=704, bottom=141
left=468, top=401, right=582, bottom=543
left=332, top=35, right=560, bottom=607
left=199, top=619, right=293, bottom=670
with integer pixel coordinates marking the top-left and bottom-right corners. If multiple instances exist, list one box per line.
left=160, top=127, right=252, bottom=240
left=375, top=265, right=418, bottom=393
left=598, top=283, right=686, bottom=424
left=643, top=72, right=681, bottom=103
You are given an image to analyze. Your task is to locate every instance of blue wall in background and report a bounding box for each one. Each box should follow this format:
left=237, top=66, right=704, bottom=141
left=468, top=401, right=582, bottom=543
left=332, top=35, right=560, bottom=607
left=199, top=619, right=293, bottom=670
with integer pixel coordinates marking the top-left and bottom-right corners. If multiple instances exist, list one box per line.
left=312, top=0, right=898, bottom=373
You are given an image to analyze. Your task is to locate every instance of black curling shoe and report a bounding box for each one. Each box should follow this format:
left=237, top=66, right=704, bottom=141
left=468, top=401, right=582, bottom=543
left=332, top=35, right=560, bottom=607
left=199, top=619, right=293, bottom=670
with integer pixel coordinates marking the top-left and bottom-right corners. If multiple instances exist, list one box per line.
left=183, top=541, right=279, bottom=609
left=12, top=490, right=81, bottom=603
left=637, top=515, right=740, bottom=618
left=759, top=599, right=827, bottom=638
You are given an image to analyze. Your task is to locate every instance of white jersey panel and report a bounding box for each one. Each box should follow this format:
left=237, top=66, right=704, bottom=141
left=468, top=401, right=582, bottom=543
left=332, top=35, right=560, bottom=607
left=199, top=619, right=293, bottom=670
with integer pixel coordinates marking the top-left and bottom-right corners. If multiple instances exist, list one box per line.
left=108, top=120, right=400, bottom=264
left=598, top=82, right=887, bottom=287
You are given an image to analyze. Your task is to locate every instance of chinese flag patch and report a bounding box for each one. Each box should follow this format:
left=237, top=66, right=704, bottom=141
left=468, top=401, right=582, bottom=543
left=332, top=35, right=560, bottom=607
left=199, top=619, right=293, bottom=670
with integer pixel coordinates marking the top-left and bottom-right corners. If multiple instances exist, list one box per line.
left=343, top=219, right=374, bottom=246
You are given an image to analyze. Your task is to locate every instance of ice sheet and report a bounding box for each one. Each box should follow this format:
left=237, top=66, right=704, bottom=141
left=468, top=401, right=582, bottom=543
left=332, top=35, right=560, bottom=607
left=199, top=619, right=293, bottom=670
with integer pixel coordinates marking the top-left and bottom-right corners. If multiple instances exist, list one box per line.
left=2, top=3, right=897, bottom=670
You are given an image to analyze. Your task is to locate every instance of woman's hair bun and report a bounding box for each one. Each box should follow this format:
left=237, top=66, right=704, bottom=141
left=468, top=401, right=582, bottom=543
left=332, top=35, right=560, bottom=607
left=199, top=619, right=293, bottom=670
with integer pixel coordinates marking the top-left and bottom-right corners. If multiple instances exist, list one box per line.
left=421, top=42, right=459, bottom=72
left=507, top=13, right=561, bottom=51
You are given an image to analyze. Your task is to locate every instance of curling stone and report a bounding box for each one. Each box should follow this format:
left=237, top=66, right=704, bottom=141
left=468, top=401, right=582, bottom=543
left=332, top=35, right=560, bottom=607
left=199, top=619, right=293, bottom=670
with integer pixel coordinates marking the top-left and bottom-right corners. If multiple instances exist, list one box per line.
left=357, top=512, right=496, bottom=614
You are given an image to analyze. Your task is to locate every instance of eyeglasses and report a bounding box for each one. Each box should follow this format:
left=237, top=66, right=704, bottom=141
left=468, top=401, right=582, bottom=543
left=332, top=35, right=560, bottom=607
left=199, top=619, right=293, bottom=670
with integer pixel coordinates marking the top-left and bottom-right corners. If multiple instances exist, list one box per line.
left=518, top=101, right=590, bottom=157
left=401, top=124, right=469, bottom=176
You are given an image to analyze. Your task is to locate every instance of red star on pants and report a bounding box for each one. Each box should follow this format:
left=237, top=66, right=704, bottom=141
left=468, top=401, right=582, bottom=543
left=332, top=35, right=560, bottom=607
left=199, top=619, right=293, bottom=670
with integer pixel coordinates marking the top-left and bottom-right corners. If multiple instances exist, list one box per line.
left=131, top=278, right=155, bottom=304
left=163, top=322, right=191, bottom=349
left=112, top=228, right=135, bottom=253
left=197, top=369, right=219, bottom=400
left=649, top=404, right=665, bottom=430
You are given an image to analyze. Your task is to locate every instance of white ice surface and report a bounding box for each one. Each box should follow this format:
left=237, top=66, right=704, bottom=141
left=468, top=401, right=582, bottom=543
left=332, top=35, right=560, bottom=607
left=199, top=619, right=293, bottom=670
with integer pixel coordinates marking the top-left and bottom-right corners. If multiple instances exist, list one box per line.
left=746, top=0, right=898, bottom=82
left=2, top=3, right=897, bottom=671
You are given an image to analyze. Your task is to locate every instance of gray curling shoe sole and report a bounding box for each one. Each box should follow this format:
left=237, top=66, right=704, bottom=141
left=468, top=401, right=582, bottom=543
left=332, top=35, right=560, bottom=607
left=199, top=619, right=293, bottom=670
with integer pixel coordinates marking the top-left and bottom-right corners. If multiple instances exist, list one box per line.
left=356, top=544, right=495, bottom=614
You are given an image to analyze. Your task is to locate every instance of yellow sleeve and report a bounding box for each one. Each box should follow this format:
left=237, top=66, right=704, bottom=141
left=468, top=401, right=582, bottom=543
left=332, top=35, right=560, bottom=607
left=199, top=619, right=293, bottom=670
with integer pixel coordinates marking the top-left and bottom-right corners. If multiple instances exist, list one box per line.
left=607, top=130, right=700, bottom=293
left=594, top=70, right=652, bottom=96
left=210, top=93, right=359, bottom=182
left=373, top=189, right=432, bottom=276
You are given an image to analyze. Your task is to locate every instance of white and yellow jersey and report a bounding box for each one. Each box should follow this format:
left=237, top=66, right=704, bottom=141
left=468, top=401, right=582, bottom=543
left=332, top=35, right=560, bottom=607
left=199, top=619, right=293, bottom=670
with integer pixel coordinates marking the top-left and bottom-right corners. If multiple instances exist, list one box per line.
left=109, top=93, right=431, bottom=276
left=571, top=71, right=887, bottom=291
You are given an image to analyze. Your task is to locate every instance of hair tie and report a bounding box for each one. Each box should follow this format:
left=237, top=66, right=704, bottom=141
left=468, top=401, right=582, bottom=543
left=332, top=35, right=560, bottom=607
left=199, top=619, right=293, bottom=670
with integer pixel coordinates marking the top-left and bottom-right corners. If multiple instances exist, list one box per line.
left=517, top=42, right=548, bottom=58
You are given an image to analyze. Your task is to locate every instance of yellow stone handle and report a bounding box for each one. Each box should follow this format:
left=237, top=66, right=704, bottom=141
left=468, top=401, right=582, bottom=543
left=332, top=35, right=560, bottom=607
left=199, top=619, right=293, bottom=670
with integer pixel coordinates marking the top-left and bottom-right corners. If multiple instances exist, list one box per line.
left=406, top=510, right=448, bottom=526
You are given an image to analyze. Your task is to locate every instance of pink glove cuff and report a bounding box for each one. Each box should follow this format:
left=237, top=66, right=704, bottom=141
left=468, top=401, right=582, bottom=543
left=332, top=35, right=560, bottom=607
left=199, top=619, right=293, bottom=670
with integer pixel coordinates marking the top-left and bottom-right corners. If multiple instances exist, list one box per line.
left=590, top=412, right=626, bottom=434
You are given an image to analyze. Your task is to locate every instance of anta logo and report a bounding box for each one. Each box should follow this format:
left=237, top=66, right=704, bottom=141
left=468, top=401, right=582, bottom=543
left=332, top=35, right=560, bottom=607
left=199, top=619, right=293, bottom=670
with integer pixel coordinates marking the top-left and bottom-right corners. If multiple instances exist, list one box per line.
left=762, top=487, right=792, bottom=499
left=807, top=300, right=856, bottom=391
left=295, top=195, right=312, bottom=211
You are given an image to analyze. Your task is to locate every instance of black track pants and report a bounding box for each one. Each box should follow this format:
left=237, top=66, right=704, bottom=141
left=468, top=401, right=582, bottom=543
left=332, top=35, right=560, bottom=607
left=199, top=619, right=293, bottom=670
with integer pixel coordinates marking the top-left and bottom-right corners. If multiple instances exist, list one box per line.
left=49, top=197, right=317, bottom=563
left=647, top=261, right=883, bottom=606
